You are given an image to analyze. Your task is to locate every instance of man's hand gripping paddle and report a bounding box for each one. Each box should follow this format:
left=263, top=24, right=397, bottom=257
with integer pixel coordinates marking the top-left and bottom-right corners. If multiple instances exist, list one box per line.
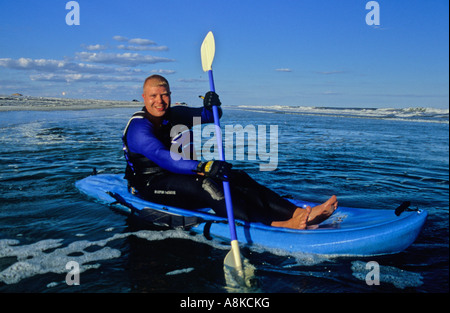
left=201, top=31, right=254, bottom=288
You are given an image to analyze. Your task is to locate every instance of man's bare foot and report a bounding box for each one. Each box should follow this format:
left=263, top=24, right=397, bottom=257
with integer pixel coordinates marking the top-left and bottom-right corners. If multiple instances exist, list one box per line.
left=306, top=195, right=338, bottom=226
left=271, top=206, right=311, bottom=230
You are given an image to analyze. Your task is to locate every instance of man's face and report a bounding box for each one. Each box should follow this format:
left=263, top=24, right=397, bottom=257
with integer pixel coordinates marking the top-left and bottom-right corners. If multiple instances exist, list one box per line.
left=142, top=85, right=171, bottom=117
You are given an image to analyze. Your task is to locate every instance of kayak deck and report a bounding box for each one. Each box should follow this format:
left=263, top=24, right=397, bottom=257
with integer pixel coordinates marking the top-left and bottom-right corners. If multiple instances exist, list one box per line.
left=76, top=174, right=427, bottom=256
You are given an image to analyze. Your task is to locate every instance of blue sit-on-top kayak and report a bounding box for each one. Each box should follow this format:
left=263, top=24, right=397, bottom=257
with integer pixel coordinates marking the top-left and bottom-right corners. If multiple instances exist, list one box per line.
left=76, top=173, right=427, bottom=256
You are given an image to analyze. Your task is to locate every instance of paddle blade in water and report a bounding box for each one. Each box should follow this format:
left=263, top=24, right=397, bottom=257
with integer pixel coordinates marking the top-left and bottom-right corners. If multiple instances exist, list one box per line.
left=224, top=241, right=256, bottom=289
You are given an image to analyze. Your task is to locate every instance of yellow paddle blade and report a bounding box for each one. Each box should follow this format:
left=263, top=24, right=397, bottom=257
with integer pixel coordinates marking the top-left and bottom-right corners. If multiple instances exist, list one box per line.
left=224, top=240, right=256, bottom=289
left=224, top=240, right=243, bottom=271
left=201, top=31, right=215, bottom=72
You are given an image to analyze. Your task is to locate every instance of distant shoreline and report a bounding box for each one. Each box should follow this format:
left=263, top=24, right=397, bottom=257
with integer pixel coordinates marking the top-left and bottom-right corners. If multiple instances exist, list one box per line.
left=0, top=95, right=142, bottom=112
left=0, top=103, right=140, bottom=112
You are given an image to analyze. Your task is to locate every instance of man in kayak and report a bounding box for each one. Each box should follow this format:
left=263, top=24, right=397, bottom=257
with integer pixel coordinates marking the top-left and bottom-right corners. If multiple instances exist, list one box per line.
left=122, top=75, right=337, bottom=229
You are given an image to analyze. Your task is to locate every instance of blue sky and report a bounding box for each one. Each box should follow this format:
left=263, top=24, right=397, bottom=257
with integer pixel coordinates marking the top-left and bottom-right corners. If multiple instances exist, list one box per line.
left=0, top=0, right=448, bottom=109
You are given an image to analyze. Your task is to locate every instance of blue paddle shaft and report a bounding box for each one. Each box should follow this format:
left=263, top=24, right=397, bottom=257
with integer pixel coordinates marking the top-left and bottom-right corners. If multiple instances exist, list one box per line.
left=208, top=70, right=215, bottom=93
left=208, top=69, right=238, bottom=242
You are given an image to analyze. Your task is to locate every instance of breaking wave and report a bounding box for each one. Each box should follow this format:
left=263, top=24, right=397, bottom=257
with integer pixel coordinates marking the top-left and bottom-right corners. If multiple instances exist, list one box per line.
left=235, top=105, right=449, bottom=123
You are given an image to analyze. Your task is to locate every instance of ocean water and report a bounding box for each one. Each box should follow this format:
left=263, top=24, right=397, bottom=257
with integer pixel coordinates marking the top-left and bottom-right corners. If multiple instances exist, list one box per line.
left=0, top=97, right=448, bottom=294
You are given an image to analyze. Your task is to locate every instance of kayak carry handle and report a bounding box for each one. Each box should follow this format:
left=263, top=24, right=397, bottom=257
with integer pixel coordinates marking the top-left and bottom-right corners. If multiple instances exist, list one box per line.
left=395, top=201, right=419, bottom=216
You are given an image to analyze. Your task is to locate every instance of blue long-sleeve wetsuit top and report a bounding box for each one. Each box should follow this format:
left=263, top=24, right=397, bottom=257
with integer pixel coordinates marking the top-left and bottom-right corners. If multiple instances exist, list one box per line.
left=124, top=105, right=221, bottom=175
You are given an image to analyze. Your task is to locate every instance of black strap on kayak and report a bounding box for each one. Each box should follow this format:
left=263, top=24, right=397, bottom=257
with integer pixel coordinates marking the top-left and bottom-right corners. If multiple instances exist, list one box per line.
left=139, top=207, right=201, bottom=229
left=395, top=201, right=419, bottom=216
left=107, top=191, right=137, bottom=214
left=106, top=191, right=226, bottom=232
left=203, top=221, right=213, bottom=240
left=107, top=191, right=200, bottom=229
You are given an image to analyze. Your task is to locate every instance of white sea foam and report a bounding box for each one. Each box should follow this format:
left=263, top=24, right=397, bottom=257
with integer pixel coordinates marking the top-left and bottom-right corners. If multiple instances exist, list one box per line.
left=165, top=267, right=195, bottom=276
left=0, top=229, right=229, bottom=285
left=0, top=227, right=329, bottom=285
left=351, top=260, right=423, bottom=289
left=253, top=245, right=329, bottom=267
left=0, top=237, right=120, bottom=285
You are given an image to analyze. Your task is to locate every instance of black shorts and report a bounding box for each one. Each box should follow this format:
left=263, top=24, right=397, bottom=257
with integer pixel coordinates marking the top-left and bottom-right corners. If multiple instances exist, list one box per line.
left=131, top=170, right=297, bottom=225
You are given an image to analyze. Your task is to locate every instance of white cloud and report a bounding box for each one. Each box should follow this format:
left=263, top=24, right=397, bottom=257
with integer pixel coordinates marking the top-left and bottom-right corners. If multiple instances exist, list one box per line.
left=112, top=35, right=129, bottom=42
left=0, top=35, right=176, bottom=96
left=275, top=68, right=292, bottom=72
left=322, top=90, right=341, bottom=95
left=150, top=69, right=176, bottom=75
left=112, top=35, right=168, bottom=52
left=128, top=38, right=156, bottom=46
left=0, top=57, right=146, bottom=75
left=29, top=73, right=144, bottom=83
left=75, top=52, right=175, bottom=66
left=113, top=36, right=157, bottom=46
left=117, top=45, right=169, bottom=51
left=0, top=58, right=65, bottom=70
left=1, top=56, right=175, bottom=83
left=83, top=44, right=108, bottom=51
